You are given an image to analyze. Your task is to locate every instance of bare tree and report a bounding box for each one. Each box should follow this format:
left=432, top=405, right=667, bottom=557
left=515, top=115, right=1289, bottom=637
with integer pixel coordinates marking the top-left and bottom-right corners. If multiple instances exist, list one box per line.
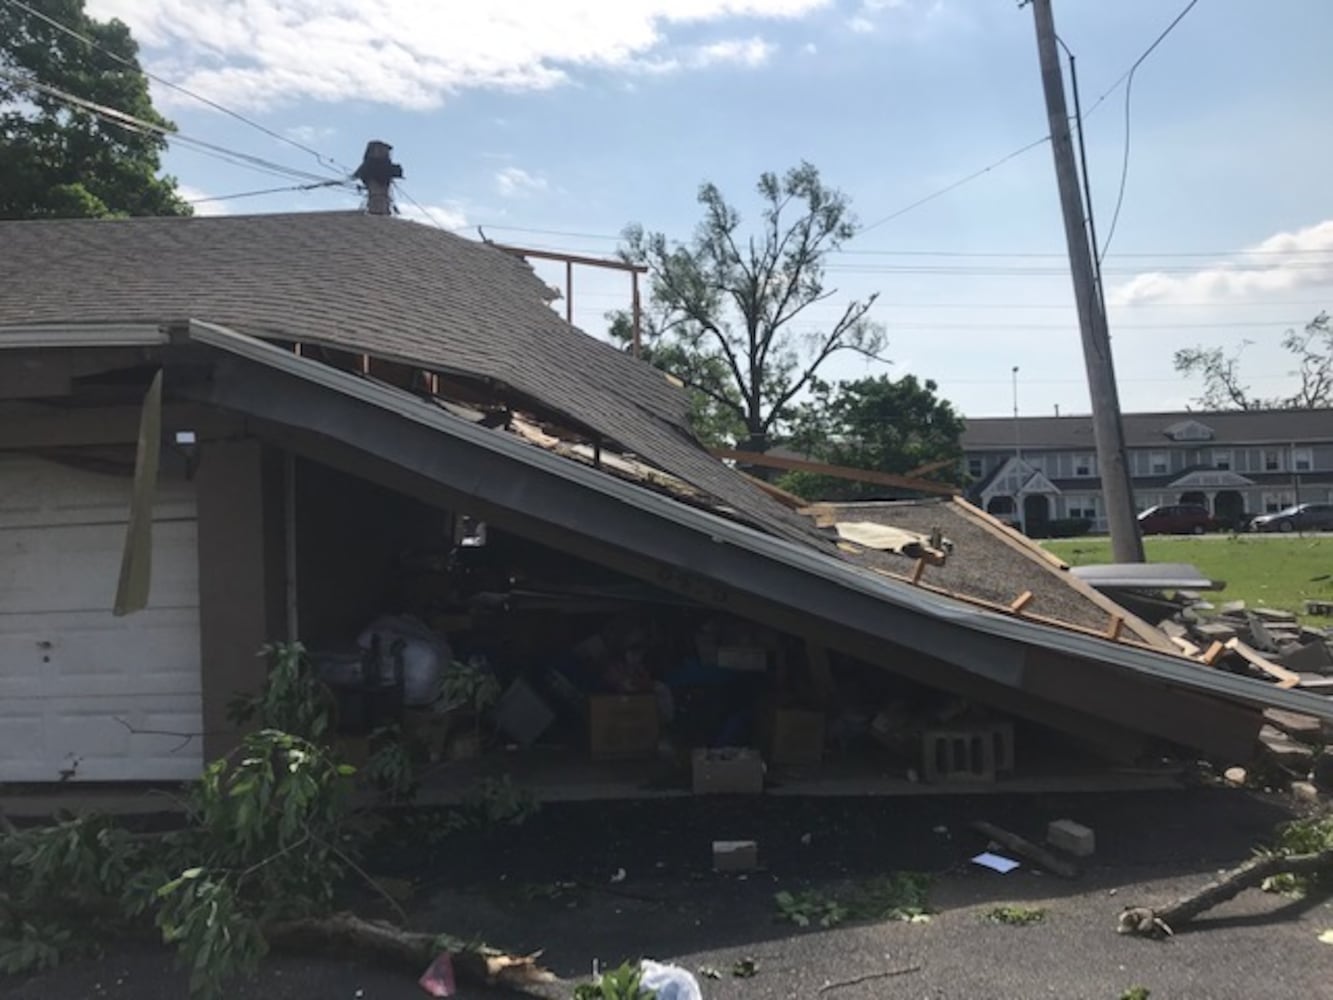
left=1173, top=312, right=1332, bottom=410
left=620, top=162, right=887, bottom=453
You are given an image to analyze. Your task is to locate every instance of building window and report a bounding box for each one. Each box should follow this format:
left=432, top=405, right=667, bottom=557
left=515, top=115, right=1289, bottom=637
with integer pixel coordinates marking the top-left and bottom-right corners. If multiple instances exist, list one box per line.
left=967, top=457, right=983, bottom=479
left=1067, top=497, right=1097, bottom=520
left=1149, top=451, right=1168, bottom=475
left=1263, top=492, right=1294, bottom=513
left=1293, top=447, right=1313, bottom=472
left=1264, top=450, right=1281, bottom=471
left=1074, top=455, right=1093, bottom=477
left=1212, top=450, right=1232, bottom=471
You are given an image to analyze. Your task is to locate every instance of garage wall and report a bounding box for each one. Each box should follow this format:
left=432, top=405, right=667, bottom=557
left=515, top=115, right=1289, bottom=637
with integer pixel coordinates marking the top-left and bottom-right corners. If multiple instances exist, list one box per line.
left=293, top=457, right=451, bottom=650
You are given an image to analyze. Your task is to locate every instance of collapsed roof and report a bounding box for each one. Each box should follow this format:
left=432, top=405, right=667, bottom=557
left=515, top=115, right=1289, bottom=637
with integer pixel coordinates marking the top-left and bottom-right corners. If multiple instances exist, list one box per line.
left=3, top=211, right=1331, bottom=764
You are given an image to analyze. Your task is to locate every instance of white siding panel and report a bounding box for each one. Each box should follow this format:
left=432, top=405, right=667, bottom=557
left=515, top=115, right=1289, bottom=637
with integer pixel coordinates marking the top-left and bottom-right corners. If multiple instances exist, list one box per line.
left=0, top=455, right=202, bottom=782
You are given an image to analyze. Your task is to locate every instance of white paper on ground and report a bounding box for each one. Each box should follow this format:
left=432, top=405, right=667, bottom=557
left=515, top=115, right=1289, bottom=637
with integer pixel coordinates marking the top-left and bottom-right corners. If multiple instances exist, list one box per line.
left=971, top=851, right=1020, bottom=874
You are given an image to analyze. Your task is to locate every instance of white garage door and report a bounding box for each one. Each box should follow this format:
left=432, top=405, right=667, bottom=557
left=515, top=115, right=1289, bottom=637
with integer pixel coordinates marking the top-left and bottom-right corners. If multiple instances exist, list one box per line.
left=0, top=453, right=203, bottom=782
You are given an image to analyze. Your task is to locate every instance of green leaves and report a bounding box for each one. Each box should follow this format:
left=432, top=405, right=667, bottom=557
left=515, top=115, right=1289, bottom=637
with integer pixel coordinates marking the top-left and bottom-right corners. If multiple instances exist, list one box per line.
left=0, top=0, right=191, bottom=219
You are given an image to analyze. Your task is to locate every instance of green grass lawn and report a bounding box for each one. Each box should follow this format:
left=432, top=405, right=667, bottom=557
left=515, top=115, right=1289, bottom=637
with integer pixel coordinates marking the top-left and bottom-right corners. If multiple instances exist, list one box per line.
left=1044, top=535, right=1333, bottom=619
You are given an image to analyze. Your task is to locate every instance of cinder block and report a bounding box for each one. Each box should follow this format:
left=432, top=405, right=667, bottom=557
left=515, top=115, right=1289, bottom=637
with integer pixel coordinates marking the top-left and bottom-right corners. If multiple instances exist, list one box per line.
left=713, top=840, right=759, bottom=872
left=922, top=728, right=996, bottom=783
left=1047, top=818, right=1095, bottom=857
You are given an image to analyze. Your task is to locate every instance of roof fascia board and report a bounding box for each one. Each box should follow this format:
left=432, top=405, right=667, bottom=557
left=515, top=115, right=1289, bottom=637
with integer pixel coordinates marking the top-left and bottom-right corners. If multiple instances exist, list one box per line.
left=186, top=320, right=1333, bottom=723
left=0, top=323, right=168, bottom=349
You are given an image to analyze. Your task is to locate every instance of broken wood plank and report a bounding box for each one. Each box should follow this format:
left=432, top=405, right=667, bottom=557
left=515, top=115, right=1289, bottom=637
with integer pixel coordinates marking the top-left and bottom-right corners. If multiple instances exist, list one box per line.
left=1202, top=640, right=1226, bottom=665
left=972, top=821, right=1078, bottom=878
left=1008, top=591, right=1034, bottom=614
left=1104, top=615, right=1124, bottom=641
left=709, top=447, right=959, bottom=496
left=910, top=557, right=927, bottom=584
left=741, top=471, right=811, bottom=510
left=1170, top=635, right=1203, bottom=657
left=1224, top=638, right=1302, bottom=688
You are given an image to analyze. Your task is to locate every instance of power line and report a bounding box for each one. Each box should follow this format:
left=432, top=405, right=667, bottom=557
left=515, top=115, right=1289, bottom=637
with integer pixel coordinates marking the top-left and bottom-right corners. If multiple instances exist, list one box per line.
left=0, top=0, right=349, bottom=176
left=454, top=224, right=1333, bottom=261
left=185, top=180, right=353, bottom=205
left=393, top=184, right=464, bottom=230
left=0, top=67, right=337, bottom=185
left=858, top=137, right=1051, bottom=235
left=1099, top=0, right=1202, bottom=260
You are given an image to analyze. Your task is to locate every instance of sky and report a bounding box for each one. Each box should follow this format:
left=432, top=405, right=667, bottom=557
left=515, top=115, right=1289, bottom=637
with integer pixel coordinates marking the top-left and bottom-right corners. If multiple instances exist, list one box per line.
left=82, top=0, right=1333, bottom=419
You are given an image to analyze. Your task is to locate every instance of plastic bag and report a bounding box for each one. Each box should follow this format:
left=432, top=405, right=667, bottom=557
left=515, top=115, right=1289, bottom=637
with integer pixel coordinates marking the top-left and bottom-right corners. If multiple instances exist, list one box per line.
left=640, top=959, right=702, bottom=1000
left=357, top=614, right=450, bottom=706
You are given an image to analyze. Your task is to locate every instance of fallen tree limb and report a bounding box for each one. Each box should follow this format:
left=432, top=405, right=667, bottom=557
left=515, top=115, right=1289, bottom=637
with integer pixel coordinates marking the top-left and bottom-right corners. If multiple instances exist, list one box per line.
left=818, top=964, right=922, bottom=993
left=1117, top=847, right=1333, bottom=937
left=972, top=821, right=1079, bottom=878
left=267, top=912, right=562, bottom=996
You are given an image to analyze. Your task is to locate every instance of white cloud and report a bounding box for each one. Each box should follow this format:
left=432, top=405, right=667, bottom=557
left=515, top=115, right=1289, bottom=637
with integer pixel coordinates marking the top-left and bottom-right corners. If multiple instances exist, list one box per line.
left=395, top=199, right=468, bottom=230
left=847, top=15, right=875, bottom=33
left=1112, top=219, right=1333, bottom=306
left=176, top=184, right=228, bottom=215
left=693, top=36, right=776, bottom=67
left=802, top=41, right=818, bottom=54
left=494, top=166, right=549, bottom=198
left=86, top=0, right=829, bottom=111
left=285, top=124, right=336, bottom=144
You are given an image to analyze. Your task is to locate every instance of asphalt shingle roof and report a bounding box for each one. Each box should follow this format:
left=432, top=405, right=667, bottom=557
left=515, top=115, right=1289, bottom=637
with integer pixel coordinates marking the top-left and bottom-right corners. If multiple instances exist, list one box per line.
left=964, top=409, right=1333, bottom=450
left=0, top=211, right=823, bottom=547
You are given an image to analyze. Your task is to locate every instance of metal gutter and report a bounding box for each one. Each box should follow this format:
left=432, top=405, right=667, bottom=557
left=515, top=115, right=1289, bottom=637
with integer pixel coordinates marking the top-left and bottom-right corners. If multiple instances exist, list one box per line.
left=187, top=320, right=1333, bottom=723
left=0, top=323, right=168, bottom=349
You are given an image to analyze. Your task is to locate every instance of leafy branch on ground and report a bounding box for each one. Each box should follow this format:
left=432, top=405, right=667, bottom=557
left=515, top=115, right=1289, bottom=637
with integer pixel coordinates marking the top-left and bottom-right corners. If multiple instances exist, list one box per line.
left=775, top=873, right=931, bottom=929
left=986, top=905, right=1047, bottom=926
left=572, top=961, right=658, bottom=999
left=0, top=642, right=550, bottom=997
left=1119, top=811, right=1333, bottom=937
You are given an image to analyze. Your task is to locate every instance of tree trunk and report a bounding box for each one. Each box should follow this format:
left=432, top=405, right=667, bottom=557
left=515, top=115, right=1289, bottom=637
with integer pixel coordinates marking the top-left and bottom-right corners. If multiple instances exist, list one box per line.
left=1117, top=848, right=1333, bottom=936
left=266, top=912, right=562, bottom=996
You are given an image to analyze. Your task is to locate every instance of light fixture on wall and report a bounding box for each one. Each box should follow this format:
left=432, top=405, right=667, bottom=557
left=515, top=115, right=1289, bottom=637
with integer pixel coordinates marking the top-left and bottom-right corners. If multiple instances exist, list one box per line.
left=174, top=429, right=199, bottom=480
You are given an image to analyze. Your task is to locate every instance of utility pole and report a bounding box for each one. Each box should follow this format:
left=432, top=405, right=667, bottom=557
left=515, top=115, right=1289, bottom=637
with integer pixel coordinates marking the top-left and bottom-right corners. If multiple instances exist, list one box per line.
left=354, top=140, right=402, bottom=217
left=1029, top=0, right=1144, bottom=562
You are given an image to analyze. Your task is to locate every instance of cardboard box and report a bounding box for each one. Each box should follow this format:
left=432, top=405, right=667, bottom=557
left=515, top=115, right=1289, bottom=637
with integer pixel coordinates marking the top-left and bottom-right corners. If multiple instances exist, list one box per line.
left=713, top=840, right=759, bottom=872
left=764, top=707, right=826, bottom=766
left=692, top=747, right=764, bottom=795
left=588, top=694, right=659, bottom=759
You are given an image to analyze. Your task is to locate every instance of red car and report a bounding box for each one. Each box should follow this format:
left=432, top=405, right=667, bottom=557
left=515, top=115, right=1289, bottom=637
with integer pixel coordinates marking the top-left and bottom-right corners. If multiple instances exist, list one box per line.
left=1137, top=504, right=1213, bottom=535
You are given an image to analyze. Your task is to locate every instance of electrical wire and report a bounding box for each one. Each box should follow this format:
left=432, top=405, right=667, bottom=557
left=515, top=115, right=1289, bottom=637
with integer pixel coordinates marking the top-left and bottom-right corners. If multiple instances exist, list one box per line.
left=185, top=180, right=354, bottom=205
left=393, top=184, right=465, bottom=231
left=1099, top=0, right=1201, bottom=260
left=0, top=67, right=339, bottom=185
left=0, top=0, right=349, bottom=176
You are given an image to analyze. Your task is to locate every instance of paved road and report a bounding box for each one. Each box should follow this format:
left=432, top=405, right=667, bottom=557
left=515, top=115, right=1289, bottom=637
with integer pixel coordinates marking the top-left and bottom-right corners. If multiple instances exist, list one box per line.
left=7, top=789, right=1332, bottom=1000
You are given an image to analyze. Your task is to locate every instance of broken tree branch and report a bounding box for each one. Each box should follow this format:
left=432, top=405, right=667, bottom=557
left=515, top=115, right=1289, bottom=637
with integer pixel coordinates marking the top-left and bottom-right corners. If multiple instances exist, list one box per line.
left=1118, top=847, right=1333, bottom=937
left=266, top=912, right=560, bottom=996
left=818, top=964, right=922, bottom=993
left=972, top=821, right=1079, bottom=879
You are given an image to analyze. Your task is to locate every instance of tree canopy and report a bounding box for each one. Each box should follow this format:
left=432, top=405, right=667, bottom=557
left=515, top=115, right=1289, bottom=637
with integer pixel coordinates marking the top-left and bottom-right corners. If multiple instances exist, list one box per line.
left=0, top=0, right=189, bottom=219
left=1173, top=312, right=1332, bottom=410
left=779, top=374, right=965, bottom=501
left=616, top=162, right=886, bottom=452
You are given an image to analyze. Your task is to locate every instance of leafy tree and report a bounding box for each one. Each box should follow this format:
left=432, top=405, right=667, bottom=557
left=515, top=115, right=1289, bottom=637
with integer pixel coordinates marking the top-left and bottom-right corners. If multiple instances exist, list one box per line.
left=0, top=0, right=189, bottom=219
left=618, top=162, right=887, bottom=453
left=779, top=374, right=965, bottom=501
left=1173, top=312, right=1332, bottom=410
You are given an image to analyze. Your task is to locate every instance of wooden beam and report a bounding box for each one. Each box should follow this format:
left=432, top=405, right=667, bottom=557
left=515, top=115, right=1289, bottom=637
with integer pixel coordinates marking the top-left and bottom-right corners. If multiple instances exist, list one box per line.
left=904, top=456, right=958, bottom=479
left=741, top=471, right=810, bottom=510
left=491, top=243, right=647, bottom=274
left=1104, top=615, right=1124, bottom=641
left=709, top=448, right=959, bottom=496
left=910, top=557, right=928, bottom=584
left=1009, top=591, right=1035, bottom=614
left=1224, top=639, right=1302, bottom=689
left=1202, top=640, right=1226, bottom=665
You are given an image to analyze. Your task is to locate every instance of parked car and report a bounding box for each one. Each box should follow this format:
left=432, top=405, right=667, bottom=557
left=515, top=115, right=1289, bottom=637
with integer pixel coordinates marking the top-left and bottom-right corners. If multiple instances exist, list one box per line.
left=1137, top=504, right=1213, bottom=535
left=1249, top=503, right=1333, bottom=533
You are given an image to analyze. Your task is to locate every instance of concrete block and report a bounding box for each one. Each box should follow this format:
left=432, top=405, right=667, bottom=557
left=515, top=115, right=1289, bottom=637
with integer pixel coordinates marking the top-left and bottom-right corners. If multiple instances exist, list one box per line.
left=1291, top=781, right=1321, bottom=805
left=713, top=840, right=759, bottom=872
left=1047, top=819, right=1095, bottom=858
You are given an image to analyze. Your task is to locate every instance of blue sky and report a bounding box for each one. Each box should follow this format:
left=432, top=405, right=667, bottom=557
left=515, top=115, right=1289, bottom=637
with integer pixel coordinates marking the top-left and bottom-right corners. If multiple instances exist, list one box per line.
left=88, top=0, right=1333, bottom=418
